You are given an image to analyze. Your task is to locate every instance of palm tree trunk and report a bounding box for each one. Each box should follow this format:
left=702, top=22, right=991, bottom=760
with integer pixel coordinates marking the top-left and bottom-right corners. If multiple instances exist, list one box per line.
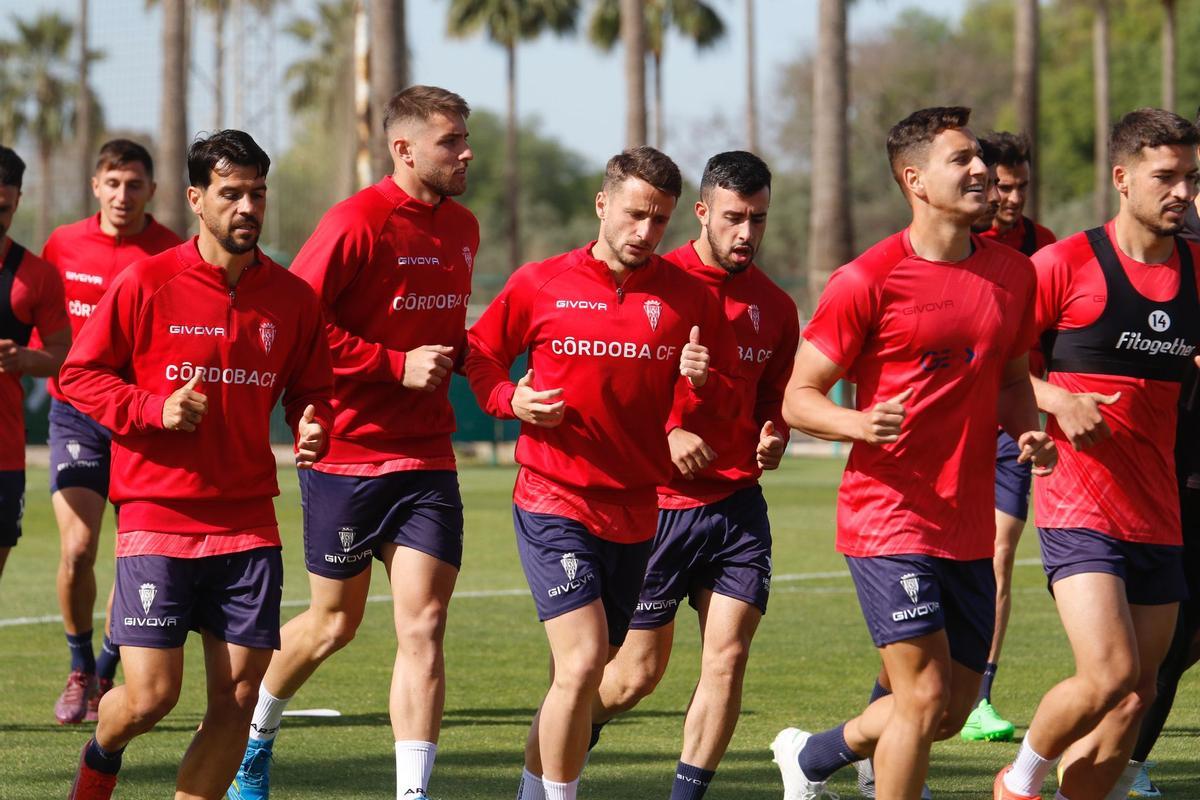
left=214, top=0, right=225, bottom=128
left=1093, top=0, right=1110, bottom=224
left=232, top=0, right=245, bottom=128
left=76, top=0, right=92, bottom=218
left=1162, top=0, right=1176, bottom=112
left=159, top=0, right=189, bottom=237
left=745, top=0, right=759, bottom=153
left=807, top=0, right=852, bottom=311
left=653, top=51, right=664, bottom=148
left=621, top=0, right=646, bottom=148
left=353, top=0, right=372, bottom=189
left=506, top=41, right=520, bottom=272
left=370, top=0, right=407, bottom=179
left=37, top=143, right=51, bottom=245
left=1013, top=0, right=1039, bottom=218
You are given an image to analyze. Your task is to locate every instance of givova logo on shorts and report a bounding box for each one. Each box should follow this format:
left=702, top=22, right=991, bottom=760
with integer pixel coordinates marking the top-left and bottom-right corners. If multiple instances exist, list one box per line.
left=123, top=582, right=179, bottom=627
left=892, top=572, right=940, bottom=623
left=549, top=553, right=595, bottom=598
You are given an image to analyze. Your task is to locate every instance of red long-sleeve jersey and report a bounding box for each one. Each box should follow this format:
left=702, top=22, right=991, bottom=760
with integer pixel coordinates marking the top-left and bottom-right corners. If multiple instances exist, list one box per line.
left=658, top=242, right=800, bottom=508
left=467, top=243, right=740, bottom=543
left=289, top=178, right=479, bottom=475
left=41, top=213, right=182, bottom=400
left=59, top=240, right=334, bottom=557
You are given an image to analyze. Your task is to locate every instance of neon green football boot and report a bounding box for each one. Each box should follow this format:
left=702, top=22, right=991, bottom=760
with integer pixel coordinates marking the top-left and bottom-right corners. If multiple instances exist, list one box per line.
left=960, top=698, right=1015, bottom=742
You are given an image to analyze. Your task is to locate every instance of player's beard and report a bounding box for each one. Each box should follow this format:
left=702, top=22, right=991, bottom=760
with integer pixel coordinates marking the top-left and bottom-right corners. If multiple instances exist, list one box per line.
left=421, top=165, right=467, bottom=199
left=602, top=226, right=652, bottom=270
left=1132, top=201, right=1186, bottom=238
left=208, top=213, right=261, bottom=255
left=706, top=226, right=754, bottom=274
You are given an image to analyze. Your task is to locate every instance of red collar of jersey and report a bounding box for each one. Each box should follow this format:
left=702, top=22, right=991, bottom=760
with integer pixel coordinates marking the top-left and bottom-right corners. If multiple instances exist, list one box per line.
left=178, top=236, right=267, bottom=287
left=85, top=211, right=169, bottom=243
left=576, top=240, right=666, bottom=288
left=372, top=176, right=456, bottom=217
left=668, top=240, right=757, bottom=286
left=900, top=227, right=985, bottom=264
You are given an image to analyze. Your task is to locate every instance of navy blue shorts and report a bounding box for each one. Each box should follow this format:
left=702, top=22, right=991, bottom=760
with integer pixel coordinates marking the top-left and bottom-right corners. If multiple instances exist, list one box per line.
left=513, top=506, right=653, bottom=647
left=994, top=430, right=1032, bottom=521
left=1038, top=527, right=1188, bottom=606
left=845, top=553, right=995, bottom=673
left=300, top=469, right=464, bottom=579
left=110, top=547, right=283, bottom=650
left=0, top=469, right=24, bottom=547
left=48, top=398, right=112, bottom=497
left=631, top=485, right=772, bottom=630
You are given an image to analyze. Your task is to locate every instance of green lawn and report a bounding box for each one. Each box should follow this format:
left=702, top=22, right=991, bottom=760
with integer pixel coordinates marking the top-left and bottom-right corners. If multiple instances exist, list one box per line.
left=1, top=460, right=1196, bottom=798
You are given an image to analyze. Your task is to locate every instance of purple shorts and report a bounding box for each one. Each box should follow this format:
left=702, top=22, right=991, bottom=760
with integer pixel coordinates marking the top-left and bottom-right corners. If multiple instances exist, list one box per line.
left=995, top=430, right=1032, bottom=521
left=1038, top=527, right=1188, bottom=606
left=631, top=485, right=772, bottom=630
left=845, top=553, right=995, bottom=673
left=0, top=469, right=24, bottom=547
left=513, top=506, right=653, bottom=646
left=48, top=398, right=112, bottom=497
left=110, top=547, right=283, bottom=650
left=300, top=469, right=464, bottom=579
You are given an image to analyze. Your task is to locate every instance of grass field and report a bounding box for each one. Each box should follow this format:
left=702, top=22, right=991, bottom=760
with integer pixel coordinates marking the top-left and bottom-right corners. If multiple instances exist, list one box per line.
left=1, top=459, right=1196, bottom=799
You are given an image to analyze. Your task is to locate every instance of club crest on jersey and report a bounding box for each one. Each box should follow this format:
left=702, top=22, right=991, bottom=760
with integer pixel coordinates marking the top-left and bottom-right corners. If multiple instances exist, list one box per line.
left=900, top=573, right=920, bottom=604
left=748, top=304, right=761, bottom=334
left=66, top=440, right=81, bottom=461
left=560, top=552, right=579, bottom=581
left=462, top=246, right=474, bottom=272
left=643, top=299, right=662, bottom=331
left=258, top=320, right=277, bottom=355
left=139, top=582, right=157, bottom=615
left=338, top=526, right=356, bottom=552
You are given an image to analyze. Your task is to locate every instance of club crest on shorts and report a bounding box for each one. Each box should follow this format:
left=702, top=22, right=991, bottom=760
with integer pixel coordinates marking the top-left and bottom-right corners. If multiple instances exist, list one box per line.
left=560, top=552, right=578, bottom=581
left=66, top=440, right=81, bottom=461
left=462, top=246, right=474, bottom=272
left=258, top=320, right=277, bottom=355
left=643, top=298, right=662, bottom=331
left=338, top=526, right=356, bottom=552
left=748, top=304, right=761, bottom=334
left=139, top=582, right=157, bottom=615
left=900, top=573, right=920, bottom=604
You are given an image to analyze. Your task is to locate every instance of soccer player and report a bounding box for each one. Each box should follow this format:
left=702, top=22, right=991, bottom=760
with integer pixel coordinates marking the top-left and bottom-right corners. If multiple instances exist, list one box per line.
left=995, top=108, right=1200, bottom=800
left=44, top=139, right=182, bottom=726
left=467, top=146, right=738, bottom=800
left=978, top=132, right=1056, bottom=254
left=62, top=130, right=333, bottom=800
left=229, top=86, right=478, bottom=800
left=585, top=150, right=798, bottom=800
left=0, top=145, right=71, bottom=579
left=771, top=106, right=1055, bottom=800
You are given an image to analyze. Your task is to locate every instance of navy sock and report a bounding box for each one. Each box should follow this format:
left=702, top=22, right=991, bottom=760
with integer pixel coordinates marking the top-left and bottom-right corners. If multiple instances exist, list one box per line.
left=670, top=761, right=715, bottom=800
left=66, top=630, right=96, bottom=674
left=96, top=635, right=120, bottom=681
left=978, top=661, right=999, bottom=703
left=869, top=678, right=890, bottom=705
left=798, top=723, right=862, bottom=782
left=84, top=737, right=125, bottom=775
left=588, top=721, right=607, bottom=751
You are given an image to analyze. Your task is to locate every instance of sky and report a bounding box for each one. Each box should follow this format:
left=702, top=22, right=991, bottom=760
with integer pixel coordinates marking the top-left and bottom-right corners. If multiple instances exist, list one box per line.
left=1, top=0, right=969, bottom=173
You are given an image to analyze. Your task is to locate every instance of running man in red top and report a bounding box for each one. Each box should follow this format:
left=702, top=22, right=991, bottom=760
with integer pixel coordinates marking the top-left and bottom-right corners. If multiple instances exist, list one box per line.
left=62, top=130, right=333, bottom=800
left=43, top=139, right=182, bottom=726
left=586, top=151, right=799, bottom=800
left=0, top=145, right=71, bottom=580
left=996, top=109, right=1200, bottom=800
left=230, top=86, right=478, bottom=800
left=468, top=147, right=738, bottom=800
left=770, top=107, right=1055, bottom=800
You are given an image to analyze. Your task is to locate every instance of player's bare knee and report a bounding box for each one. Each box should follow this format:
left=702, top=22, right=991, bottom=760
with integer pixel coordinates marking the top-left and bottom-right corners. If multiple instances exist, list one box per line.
left=395, top=601, right=448, bottom=654
left=59, top=532, right=97, bottom=571
left=315, top=609, right=362, bottom=653
left=553, top=646, right=608, bottom=696
left=700, top=641, right=751, bottom=689
left=125, top=687, right=180, bottom=729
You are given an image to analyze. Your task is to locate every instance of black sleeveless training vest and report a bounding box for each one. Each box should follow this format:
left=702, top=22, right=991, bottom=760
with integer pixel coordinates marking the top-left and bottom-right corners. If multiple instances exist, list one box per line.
left=1018, top=216, right=1038, bottom=256
left=1040, top=227, right=1200, bottom=382
left=0, top=242, right=32, bottom=346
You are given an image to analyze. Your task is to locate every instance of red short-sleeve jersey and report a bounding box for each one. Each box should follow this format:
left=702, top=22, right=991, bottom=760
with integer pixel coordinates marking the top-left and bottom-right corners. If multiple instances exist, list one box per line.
left=980, top=217, right=1056, bottom=255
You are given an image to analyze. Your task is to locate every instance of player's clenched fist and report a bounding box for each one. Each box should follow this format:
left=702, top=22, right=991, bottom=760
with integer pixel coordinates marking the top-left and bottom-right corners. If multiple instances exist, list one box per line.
left=669, top=427, right=717, bottom=479
left=403, top=344, right=456, bottom=391
left=162, top=374, right=208, bottom=432
left=1016, top=430, right=1057, bottom=476
left=0, top=338, right=24, bottom=374
left=1054, top=390, right=1119, bottom=450
left=858, top=387, right=913, bottom=445
left=679, top=325, right=709, bottom=388
left=756, top=420, right=787, bottom=470
left=295, top=404, right=327, bottom=469
left=512, top=369, right=566, bottom=428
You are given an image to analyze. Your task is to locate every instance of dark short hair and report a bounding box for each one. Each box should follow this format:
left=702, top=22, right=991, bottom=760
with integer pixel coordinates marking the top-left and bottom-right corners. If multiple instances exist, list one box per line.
left=382, top=85, right=470, bottom=132
left=187, top=130, right=270, bottom=188
left=1111, top=108, right=1200, bottom=166
left=979, top=137, right=1000, bottom=168
left=95, top=138, right=155, bottom=178
left=0, top=145, right=26, bottom=189
left=700, top=151, right=772, bottom=201
left=886, top=106, right=972, bottom=187
left=602, top=146, right=682, bottom=198
left=980, top=131, right=1031, bottom=169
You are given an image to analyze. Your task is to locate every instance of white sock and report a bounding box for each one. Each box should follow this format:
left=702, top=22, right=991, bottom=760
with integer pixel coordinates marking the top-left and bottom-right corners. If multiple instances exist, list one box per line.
left=249, top=687, right=291, bottom=742
left=1102, top=760, right=1142, bottom=800
left=395, top=740, right=437, bottom=798
left=542, top=777, right=579, bottom=800
left=1005, top=741, right=1057, bottom=796
left=517, top=768, right=545, bottom=800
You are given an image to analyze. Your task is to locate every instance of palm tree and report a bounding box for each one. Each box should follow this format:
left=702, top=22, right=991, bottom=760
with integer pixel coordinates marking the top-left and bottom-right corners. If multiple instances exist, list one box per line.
left=75, top=0, right=93, bottom=218
left=1162, top=0, right=1176, bottom=112
left=447, top=0, right=579, bottom=273
left=369, top=0, right=408, bottom=180
left=1013, top=0, right=1039, bottom=217
left=0, top=59, right=27, bottom=144
left=745, top=0, right=758, bottom=152
left=588, top=0, right=725, bottom=148
left=158, top=0, right=189, bottom=237
left=807, top=0, right=852, bottom=307
left=1093, top=0, right=1110, bottom=223
left=621, top=0, right=646, bottom=147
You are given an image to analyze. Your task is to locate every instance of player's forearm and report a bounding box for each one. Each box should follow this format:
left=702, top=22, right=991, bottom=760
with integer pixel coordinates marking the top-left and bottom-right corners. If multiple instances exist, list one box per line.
left=19, top=343, right=67, bottom=378
left=59, top=363, right=166, bottom=434
left=997, top=374, right=1041, bottom=440
left=783, top=387, right=862, bottom=443
left=1031, top=373, right=1074, bottom=418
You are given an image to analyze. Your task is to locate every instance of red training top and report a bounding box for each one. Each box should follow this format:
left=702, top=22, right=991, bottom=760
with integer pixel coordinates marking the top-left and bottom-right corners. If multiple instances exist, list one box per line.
left=658, top=241, right=800, bottom=509
left=290, top=178, right=478, bottom=476
left=0, top=241, right=70, bottom=470
left=59, top=239, right=334, bottom=558
left=467, top=243, right=740, bottom=543
left=804, top=229, right=1037, bottom=561
left=979, top=216, right=1056, bottom=255
left=1033, top=220, right=1200, bottom=544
